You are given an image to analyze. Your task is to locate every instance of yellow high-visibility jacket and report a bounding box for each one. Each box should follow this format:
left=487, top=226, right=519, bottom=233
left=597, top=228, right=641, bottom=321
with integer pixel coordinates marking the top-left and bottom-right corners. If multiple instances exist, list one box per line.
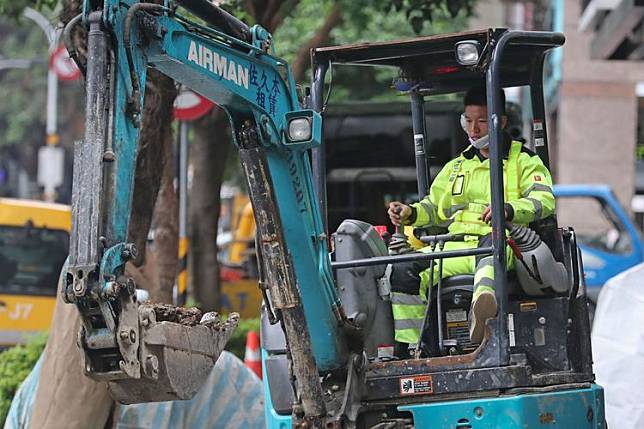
left=408, top=138, right=554, bottom=235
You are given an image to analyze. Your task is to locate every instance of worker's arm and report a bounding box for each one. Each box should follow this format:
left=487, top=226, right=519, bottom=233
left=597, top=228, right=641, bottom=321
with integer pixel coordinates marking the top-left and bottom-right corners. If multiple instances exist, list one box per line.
left=407, top=161, right=453, bottom=227
left=507, top=152, right=555, bottom=224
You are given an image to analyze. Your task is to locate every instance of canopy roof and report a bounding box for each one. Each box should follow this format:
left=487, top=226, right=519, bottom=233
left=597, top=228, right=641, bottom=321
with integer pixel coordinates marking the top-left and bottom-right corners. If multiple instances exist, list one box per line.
left=312, top=29, right=565, bottom=94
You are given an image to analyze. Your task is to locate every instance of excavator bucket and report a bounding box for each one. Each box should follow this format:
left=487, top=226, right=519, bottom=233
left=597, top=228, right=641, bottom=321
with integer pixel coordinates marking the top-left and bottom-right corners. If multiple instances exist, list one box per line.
left=102, top=304, right=239, bottom=404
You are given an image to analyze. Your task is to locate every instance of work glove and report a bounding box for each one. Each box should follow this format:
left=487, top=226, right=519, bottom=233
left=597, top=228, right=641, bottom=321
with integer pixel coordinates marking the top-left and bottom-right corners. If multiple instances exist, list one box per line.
left=387, top=202, right=412, bottom=226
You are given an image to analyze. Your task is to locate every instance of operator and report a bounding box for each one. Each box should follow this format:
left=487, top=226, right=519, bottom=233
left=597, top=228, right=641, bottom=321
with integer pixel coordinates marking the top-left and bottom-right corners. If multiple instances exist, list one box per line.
left=387, top=86, right=555, bottom=349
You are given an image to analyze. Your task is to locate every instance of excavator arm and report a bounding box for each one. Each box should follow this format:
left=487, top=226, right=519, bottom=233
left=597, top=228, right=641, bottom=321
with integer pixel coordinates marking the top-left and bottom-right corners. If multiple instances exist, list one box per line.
left=64, top=0, right=347, bottom=417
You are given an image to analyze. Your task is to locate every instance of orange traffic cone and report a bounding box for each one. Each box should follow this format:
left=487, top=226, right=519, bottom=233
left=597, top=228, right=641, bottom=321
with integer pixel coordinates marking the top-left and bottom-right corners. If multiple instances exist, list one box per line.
left=244, top=331, right=262, bottom=379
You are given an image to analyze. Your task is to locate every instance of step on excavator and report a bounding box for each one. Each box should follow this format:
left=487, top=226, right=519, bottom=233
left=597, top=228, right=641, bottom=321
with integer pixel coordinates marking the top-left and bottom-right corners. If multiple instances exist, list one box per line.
left=64, top=1, right=606, bottom=427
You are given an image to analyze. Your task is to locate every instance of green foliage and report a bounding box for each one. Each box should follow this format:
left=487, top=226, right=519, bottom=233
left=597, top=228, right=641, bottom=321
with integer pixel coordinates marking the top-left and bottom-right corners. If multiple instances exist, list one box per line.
left=385, top=0, right=475, bottom=33
left=273, top=0, right=469, bottom=102
left=0, top=332, right=48, bottom=425
left=225, top=317, right=260, bottom=359
left=0, top=0, right=57, bottom=20
left=0, top=14, right=49, bottom=148
left=273, top=0, right=470, bottom=65
left=340, top=0, right=475, bottom=34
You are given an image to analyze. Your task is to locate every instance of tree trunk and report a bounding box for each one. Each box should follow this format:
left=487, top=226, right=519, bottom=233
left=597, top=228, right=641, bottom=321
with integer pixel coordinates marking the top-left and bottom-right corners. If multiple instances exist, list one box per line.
left=128, top=69, right=178, bottom=270
left=188, top=107, right=230, bottom=311
left=149, top=127, right=179, bottom=304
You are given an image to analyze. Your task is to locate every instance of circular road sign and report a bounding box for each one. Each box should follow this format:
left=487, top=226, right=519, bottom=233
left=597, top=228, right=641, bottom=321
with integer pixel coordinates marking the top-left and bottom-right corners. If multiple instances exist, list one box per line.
left=49, top=45, right=81, bottom=81
left=173, top=89, right=214, bottom=121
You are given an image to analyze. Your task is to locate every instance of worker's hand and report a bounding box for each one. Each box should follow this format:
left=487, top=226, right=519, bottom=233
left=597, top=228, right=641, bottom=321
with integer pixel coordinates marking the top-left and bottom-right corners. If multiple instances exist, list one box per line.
left=388, top=202, right=412, bottom=226
left=480, top=206, right=511, bottom=224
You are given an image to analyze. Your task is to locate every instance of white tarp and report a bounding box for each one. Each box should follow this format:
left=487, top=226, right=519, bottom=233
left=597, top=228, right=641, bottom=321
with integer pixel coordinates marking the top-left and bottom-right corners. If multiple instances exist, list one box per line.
left=592, top=262, right=644, bottom=429
left=5, top=351, right=264, bottom=429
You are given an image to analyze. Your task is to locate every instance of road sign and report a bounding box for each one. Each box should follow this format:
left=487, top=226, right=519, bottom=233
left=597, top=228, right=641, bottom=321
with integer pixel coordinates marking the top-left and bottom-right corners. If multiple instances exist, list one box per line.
left=173, top=89, right=214, bottom=121
left=49, top=45, right=80, bottom=81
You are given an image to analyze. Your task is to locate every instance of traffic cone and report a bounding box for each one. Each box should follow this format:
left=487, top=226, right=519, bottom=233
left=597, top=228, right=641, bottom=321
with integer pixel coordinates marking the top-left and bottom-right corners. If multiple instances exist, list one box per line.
left=244, top=331, right=262, bottom=379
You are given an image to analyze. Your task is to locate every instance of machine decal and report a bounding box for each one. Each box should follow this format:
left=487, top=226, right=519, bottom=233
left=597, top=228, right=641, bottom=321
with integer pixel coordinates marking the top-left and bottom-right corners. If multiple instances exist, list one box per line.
left=539, top=412, right=555, bottom=424
left=399, top=375, right=433, bottom=395
left=249, top=64, right=281, bottom=115
left=286, top=151, right=308, bottom=214
left=519, top=301, right=538, bottom=312
left=187, top=41, right=249, bottom=89
left=508, top=313, right=516, bottom=347
left=446, top=309, right=467, bottom=323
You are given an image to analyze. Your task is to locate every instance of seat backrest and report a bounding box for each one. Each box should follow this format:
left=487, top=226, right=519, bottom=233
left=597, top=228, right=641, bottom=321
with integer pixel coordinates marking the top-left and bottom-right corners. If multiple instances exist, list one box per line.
left=333, top=219, right=393, bottom=357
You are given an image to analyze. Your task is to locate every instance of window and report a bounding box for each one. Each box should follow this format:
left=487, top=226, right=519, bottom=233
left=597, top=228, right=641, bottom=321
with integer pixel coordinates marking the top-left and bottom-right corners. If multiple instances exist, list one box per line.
left=0, top=225, right=69, bottom=296
left=556, top=196, right=632, bottom=255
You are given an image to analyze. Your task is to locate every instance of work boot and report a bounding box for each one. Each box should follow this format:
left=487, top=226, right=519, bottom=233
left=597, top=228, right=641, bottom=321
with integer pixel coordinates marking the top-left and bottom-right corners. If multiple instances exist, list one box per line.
left=469, top=290, right=498, bottom=344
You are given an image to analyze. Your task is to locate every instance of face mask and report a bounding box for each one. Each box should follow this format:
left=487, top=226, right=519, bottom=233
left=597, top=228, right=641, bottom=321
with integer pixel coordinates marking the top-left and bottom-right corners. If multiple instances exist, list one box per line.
left=469, top=135, right=489, bottom=150
left=461, top=114, right=489, bottom=150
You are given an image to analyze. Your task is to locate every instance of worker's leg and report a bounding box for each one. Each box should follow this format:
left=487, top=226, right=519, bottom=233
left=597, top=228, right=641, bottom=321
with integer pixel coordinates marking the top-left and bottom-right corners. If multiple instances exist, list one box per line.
left=389, top=257, right=430, bottom=345
left=469, top=236, right=515, bottom=343
left=390, top=240, right=476, bottom=345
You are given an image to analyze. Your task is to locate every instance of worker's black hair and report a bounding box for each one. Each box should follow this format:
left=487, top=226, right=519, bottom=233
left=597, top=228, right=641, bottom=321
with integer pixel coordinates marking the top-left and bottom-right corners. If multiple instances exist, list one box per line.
left=464, top=86, right=506, bottom=115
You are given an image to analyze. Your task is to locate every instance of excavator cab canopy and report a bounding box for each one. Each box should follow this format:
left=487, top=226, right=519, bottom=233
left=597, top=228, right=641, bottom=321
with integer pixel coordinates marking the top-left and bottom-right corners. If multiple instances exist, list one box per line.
left=312, top=28, right=563, bottom=94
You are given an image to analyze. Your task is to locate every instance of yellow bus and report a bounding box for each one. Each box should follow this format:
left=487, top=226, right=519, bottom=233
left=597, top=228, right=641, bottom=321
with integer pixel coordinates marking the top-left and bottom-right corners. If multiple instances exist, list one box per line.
left=0, top=198, right=70, bottom=347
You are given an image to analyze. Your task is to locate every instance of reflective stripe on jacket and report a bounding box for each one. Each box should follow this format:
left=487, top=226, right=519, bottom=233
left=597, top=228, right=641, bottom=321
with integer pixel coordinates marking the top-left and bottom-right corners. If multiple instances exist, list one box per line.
left=409, top=139, right=554, bottom=235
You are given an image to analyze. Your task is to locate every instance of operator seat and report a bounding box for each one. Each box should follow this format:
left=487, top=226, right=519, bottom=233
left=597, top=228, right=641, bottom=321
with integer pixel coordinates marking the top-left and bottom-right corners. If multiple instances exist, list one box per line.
left=333, top=219, right=395, bottom=357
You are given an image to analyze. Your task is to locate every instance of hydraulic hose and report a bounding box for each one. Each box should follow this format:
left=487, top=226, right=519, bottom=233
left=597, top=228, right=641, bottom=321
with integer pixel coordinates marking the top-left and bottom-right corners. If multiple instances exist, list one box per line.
left=175, top=0, right=251, bottom=42
left=62, top=13, right=86, bottom=76
left=124, top=3, right=167, bottom=120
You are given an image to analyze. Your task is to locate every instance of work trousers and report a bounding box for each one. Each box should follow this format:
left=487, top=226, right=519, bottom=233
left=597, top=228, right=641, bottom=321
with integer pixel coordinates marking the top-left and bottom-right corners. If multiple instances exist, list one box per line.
left=389, top=235, right=514, bottom=344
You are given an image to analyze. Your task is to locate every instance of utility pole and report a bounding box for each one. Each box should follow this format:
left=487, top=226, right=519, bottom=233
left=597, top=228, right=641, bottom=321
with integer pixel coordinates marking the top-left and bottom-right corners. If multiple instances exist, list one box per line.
left=23, top=7, right=65, bottom=202
left=176, top=120, right=189, bottom=305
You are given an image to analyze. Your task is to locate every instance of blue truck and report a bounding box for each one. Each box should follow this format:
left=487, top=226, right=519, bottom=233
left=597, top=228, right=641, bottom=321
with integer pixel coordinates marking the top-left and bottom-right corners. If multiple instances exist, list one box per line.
left=554, top=184, right=644, bottom=312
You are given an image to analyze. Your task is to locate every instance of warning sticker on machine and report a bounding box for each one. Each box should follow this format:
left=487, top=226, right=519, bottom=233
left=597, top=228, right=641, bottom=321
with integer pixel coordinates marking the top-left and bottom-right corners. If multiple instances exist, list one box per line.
left=399, top=375, right=433, bottom=395
left=446, top=309, right=467, bottom=323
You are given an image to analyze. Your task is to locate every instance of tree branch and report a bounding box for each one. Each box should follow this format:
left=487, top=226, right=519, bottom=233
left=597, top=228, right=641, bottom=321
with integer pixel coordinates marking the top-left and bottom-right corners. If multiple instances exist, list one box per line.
left=261, top=0, right=279, bottom=27
left=267, top=0, right=301, bottom=33
left=244, top=0, right=257, bottom=23
left=290, top=3, right=343, bottom=82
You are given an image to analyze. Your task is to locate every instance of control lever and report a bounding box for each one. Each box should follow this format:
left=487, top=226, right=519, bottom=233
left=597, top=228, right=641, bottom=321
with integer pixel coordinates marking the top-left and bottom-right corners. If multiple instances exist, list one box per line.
left=415, top=239, right=437, bottom=359
left=435, top=239, right=447, bottom=355
left=388, top=207, right=412, bottom=255
left=416, top=233, right=465, bottom=358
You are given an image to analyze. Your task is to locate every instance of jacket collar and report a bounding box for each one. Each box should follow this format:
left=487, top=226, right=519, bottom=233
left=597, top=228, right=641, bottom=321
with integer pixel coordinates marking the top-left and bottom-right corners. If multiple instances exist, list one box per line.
left=462, top=132, right=513, bottom=161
